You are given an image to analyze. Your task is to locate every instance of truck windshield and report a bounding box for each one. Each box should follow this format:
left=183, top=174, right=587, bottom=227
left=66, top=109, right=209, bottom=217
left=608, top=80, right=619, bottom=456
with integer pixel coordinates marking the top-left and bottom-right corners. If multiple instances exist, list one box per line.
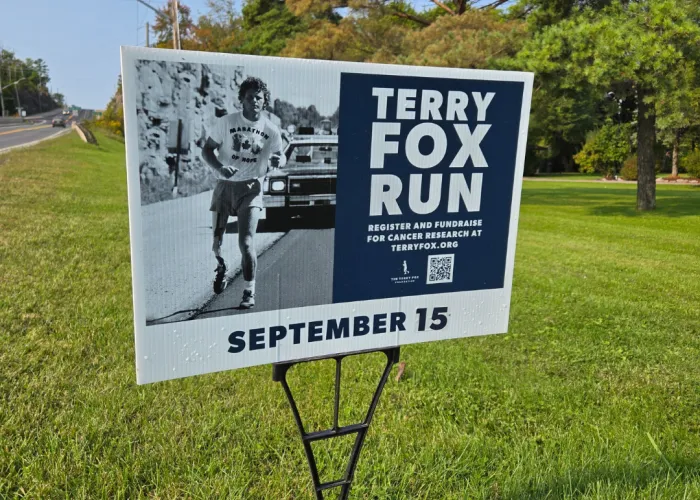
left=285, top=144, right=338, bottom=167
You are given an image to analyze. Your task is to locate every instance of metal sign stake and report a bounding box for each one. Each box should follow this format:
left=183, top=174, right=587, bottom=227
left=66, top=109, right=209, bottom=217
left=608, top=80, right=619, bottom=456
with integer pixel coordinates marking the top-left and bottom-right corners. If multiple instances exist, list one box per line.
left=273, top=346, right=400, bottom=499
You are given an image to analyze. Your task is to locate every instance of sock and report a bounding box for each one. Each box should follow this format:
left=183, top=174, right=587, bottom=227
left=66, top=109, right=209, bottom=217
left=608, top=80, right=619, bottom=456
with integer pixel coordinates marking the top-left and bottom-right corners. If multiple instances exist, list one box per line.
left=244, top=280, right=256, bottom=294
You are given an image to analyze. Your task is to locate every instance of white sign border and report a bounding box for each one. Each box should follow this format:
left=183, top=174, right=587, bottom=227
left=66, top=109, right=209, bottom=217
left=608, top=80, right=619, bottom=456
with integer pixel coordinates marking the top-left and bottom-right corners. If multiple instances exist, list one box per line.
left=120, top=46, right=533, bottom=384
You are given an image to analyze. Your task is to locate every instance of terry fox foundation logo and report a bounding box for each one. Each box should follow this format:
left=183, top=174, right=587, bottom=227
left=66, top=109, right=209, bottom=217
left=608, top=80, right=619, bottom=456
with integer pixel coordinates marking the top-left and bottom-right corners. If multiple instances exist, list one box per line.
left=392, top=259, right=418, bottom=285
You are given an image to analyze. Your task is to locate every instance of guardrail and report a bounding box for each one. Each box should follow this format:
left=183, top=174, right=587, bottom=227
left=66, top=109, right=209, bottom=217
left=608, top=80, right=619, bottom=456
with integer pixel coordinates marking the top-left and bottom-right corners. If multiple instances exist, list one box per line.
left=71, top=122, right=98, bottom=145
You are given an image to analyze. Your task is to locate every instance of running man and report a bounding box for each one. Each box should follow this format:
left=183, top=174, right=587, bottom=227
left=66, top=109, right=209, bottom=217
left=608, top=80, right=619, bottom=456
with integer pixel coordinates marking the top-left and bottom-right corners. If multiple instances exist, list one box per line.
left=201, top=76, right=285, bottom=309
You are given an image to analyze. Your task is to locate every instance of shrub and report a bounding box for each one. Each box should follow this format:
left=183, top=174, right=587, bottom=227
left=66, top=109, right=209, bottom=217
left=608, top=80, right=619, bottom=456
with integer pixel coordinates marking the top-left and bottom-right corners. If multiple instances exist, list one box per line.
left=620, top=155, right=638, bottom=180
left=683, top=150, right=700, bottom=179
left=574, top=123, right=633, bottom=177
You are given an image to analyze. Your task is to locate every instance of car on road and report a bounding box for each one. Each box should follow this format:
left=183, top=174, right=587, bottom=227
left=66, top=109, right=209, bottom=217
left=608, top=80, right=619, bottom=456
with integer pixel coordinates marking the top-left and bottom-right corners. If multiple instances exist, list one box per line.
left=62, top=109, right=70, bottom=116
left=52, top=117, right=67, bottom=128
left=263, top=133, right=338, bottom=230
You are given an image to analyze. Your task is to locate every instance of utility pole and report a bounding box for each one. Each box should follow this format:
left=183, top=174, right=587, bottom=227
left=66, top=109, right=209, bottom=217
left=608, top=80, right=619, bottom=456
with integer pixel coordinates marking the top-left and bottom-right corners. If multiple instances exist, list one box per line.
left=146, top=22, right=150, bottom=47
left=0, top=51, right=5, bottom=117
left=172, top=0, right=180, bottom=49
left=10, top=65, right=15, bottom=114
left=14, top=82, right=22, bottom=119
left=136, top=0, right=179, bottom=49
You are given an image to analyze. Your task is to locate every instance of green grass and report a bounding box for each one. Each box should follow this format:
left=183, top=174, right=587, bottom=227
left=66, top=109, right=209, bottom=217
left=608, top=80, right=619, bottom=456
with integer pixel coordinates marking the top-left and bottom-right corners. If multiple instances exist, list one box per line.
left=528, top=172, right=603, bottom=180
left=2, top=134, right=700, bottom=499
left=661, top=173, right=697, bottom=180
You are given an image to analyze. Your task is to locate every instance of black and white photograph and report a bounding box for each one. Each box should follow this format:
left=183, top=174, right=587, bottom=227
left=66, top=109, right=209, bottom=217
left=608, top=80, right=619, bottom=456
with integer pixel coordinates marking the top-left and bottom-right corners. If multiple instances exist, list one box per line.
left=134, top=58, right=340, bottom=325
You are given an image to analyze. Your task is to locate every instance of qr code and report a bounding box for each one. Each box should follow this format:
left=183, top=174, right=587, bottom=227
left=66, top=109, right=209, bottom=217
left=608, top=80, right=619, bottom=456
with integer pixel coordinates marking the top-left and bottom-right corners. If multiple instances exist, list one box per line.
left=427, top=254, right=455, bottom=284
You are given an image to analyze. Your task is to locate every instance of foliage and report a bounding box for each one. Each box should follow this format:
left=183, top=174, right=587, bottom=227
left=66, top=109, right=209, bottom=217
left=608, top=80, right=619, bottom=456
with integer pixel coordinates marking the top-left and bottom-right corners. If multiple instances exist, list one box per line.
left=51, top=93, right=65, bottom=107
left=520, top=0, right=700, bottom=208
left=3, top=140, right=700, bottom=496
left=115, top=0, right=700, bottom=208
left=94, top=76, right=124, bottom=137
left=281, top=18, right=374, bottom=61
left=510, top=0, right=614, bottom=31
left=272, top=99, right=331, bottom=129
left=619, top=154, right=638, bottom=181
left=0, top=49, right=60, bottom=115
left=238, top=0, right=308, bottom=55
left=152, top=0, right=197, bottom=48
left=292, top=16, right=406, bottom=62
left=655, top=78, right=700, bottom=147
left=393, top=10, right=528, bottom=68
left=523, top=146, right=546, bottom=176
left=521, top=0, right=700, bottom=96
left=682, top=149, right=700, bottom=179
left=573, top=123, right=633, bottom=176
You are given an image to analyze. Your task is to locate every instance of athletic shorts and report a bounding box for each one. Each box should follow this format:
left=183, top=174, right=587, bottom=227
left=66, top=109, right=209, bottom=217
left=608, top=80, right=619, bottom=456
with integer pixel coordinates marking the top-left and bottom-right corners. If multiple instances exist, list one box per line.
left=209, top=178, right=263, bottom=218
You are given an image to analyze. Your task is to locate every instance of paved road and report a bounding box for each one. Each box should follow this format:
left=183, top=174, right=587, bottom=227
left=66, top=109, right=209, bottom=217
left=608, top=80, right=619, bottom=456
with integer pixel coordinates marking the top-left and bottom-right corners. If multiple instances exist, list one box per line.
left=0, top=121, right=70, bottom=151
left=196, top=226, right=335, bottom=318
left=0, top=108, right=75, bottom=151
left=0, top=108, right=63, bottom=128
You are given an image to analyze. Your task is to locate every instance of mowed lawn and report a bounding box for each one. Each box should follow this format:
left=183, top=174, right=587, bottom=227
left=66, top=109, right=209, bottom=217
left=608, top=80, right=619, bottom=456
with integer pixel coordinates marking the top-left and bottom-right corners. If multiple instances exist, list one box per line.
left=1, top=133, right=700, bottom=499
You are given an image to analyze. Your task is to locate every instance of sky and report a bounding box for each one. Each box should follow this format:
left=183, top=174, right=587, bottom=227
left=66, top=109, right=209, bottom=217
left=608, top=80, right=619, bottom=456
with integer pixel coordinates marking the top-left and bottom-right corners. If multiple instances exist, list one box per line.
left=1, top=0, right=444, bottom=111
left=1, top=0, right=214, bottom=110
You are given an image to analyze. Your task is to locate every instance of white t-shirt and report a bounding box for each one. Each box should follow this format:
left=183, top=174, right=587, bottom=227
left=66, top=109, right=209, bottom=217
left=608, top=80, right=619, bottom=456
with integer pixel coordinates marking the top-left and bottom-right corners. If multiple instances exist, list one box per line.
left=209, top=111, right=284, bottom=182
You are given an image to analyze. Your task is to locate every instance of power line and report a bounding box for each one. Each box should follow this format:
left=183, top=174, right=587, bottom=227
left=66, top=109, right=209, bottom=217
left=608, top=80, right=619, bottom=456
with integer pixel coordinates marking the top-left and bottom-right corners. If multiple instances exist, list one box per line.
left=136, top=0, right=180, bottom=49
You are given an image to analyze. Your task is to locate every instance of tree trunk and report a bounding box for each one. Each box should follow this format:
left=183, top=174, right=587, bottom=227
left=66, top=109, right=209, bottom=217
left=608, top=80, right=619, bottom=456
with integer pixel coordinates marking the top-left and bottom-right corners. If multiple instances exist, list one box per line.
left=564, top=156, right=574, bottom=172
left=671, top=130, right=680, bottom=177
left=636, top=87, right=656, bottom=211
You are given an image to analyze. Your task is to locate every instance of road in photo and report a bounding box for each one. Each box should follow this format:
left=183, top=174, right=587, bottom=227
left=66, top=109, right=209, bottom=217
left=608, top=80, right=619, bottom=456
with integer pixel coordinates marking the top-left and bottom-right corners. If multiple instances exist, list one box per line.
left=142, top=192, right=288, bottom=325
left=195, top=225, right=334, bottom=318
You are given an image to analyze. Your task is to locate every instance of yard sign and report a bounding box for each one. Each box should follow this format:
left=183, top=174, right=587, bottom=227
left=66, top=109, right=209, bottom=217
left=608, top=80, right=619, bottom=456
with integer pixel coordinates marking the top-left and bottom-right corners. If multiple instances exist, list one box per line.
left=120, top=47, right=533, bottom=384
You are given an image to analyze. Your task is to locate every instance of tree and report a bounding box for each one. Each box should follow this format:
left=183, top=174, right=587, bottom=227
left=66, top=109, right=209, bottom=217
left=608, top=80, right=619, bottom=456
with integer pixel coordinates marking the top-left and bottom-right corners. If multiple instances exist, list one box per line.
left=282, top=15, right=411, bottom=62
left=0, top=49, right=61, bottom=115
left=272, top=98, right=331, bottom=128
left=283, top=2, right=527, bottom=67
left=394, top=9, right=527, bottom=68
left=51, top=93, right=65, bottom=107
left=237, top=0, right=308, bottom=55
left=655, top=73, right=700, bottom=177
left=190, top=2, right=245, bottom=53
left=520, top=0, right=700, bottom=210
left=96, top=76, right=123, bottom=136
left=184, top=0, right=309, bottom=56
left=510, top=0, right=615, bottom=29
left=152, top=0, right=197, bottom=48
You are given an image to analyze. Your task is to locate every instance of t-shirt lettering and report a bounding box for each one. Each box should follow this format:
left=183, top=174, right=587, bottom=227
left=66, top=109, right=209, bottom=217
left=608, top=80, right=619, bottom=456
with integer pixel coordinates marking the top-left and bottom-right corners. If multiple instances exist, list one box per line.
left=209, top=112, right=283, bottom=181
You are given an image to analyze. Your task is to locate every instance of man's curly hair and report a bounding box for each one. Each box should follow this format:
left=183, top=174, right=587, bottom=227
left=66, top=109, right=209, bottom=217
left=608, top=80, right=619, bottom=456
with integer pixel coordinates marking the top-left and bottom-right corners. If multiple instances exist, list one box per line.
left=238, top=77, right=271, bottom=109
